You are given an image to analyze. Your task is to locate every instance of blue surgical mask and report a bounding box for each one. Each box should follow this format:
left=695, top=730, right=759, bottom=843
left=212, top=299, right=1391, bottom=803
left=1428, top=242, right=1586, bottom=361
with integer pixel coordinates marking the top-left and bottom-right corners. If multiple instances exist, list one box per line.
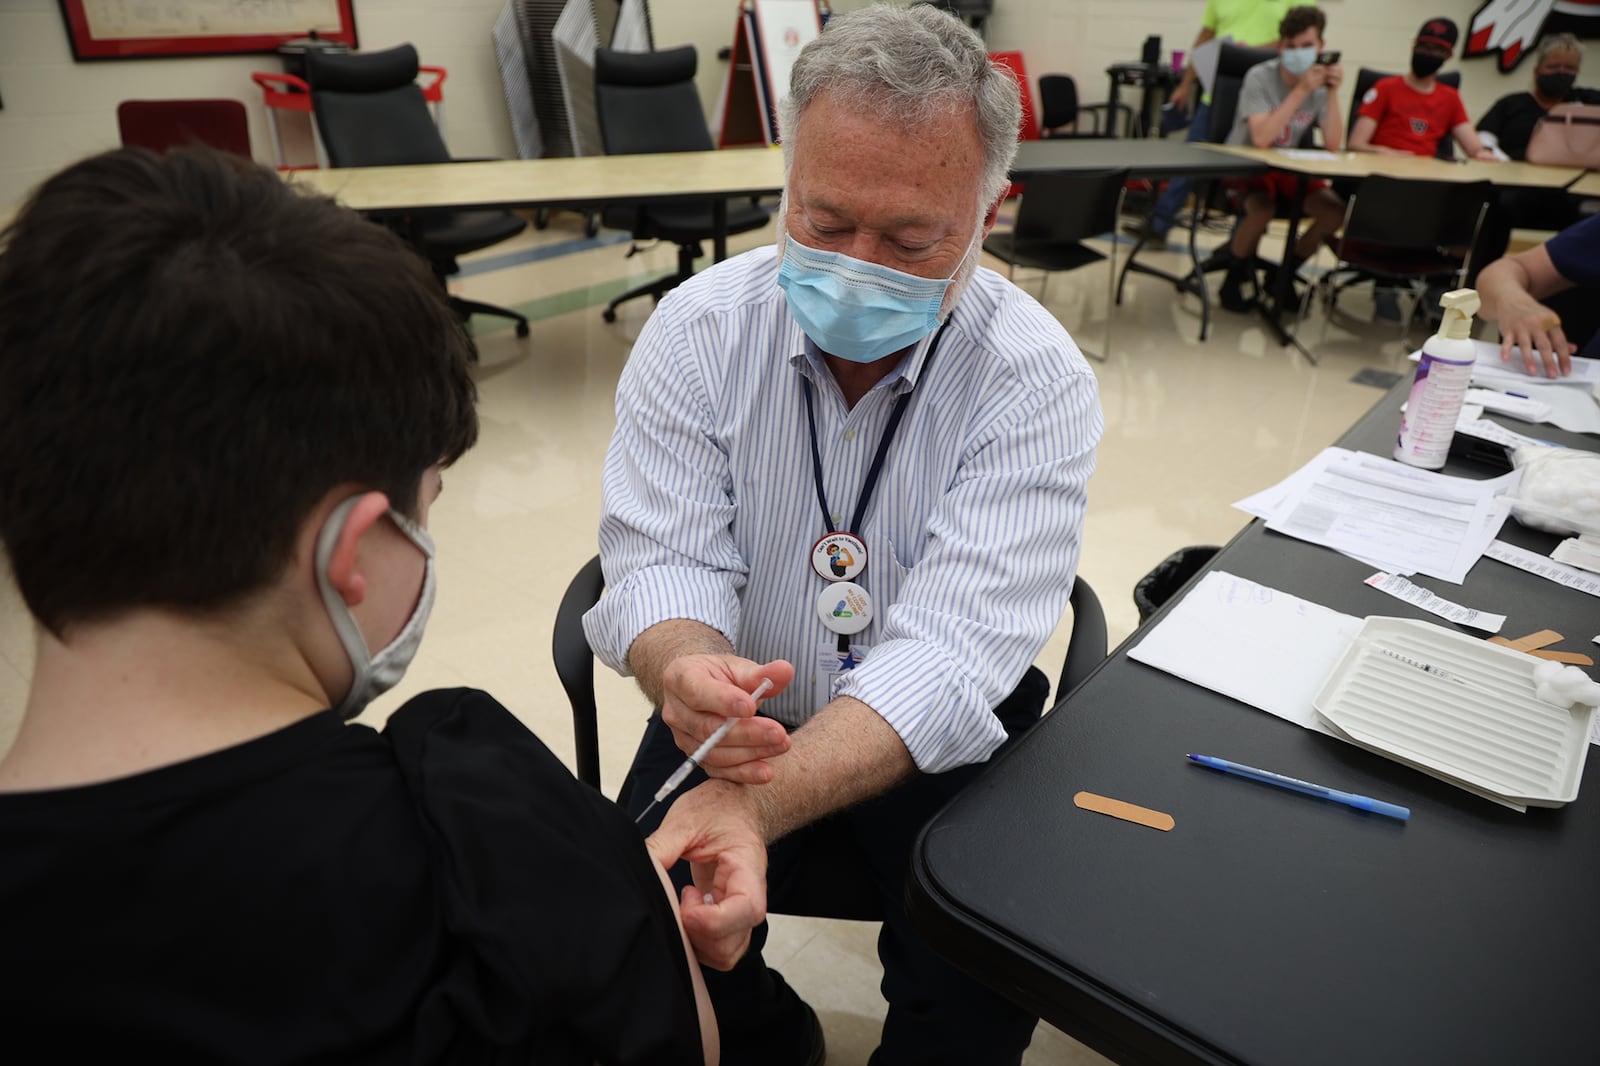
left=1281, top=46, right=1317, bottom=76
left=777, top=233, right=955, bottom=363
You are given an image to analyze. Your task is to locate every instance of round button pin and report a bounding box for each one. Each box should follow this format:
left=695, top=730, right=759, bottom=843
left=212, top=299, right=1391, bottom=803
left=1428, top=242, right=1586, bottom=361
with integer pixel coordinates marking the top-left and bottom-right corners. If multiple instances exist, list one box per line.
left=817, top=580, right=873, bottom=635
left=811, top=532, right=868, bottom=583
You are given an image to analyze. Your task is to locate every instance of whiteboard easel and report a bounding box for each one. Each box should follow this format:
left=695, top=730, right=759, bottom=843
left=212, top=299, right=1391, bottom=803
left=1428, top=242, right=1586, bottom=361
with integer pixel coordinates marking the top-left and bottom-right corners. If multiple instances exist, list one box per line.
left=715, top=0, right=823, bottom=148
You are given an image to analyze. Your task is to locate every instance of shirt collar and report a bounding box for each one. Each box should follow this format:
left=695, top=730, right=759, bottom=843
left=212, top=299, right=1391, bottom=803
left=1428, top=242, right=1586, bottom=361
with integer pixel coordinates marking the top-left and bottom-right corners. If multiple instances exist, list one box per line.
left=786, top=322, right=944, bottom=398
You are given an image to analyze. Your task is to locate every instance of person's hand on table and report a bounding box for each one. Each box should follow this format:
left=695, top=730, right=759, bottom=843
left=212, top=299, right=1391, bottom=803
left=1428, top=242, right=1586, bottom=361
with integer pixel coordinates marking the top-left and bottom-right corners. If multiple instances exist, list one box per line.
left=647, top=780, right=769, bottom=971
left=1497, top=293, right=1575, bottom=379
left=1472, top=147, right=1502, bottom=162
left=660, top=654, right=795, bottom=783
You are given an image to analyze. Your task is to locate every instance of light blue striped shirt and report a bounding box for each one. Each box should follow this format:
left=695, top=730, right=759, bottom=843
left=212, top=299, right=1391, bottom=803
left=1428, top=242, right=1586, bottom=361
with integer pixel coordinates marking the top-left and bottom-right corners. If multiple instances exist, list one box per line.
left=584, top=244, right=1102, bottom=772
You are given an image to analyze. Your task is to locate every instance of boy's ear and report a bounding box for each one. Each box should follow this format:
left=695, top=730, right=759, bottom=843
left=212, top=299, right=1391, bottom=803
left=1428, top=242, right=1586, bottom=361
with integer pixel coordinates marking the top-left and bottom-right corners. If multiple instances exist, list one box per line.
left=322, top=492, right=390, bottom=608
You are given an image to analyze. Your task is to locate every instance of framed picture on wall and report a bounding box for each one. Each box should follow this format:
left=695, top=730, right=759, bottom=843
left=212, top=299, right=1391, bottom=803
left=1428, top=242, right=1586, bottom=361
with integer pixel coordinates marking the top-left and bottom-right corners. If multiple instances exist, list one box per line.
left=57, top=0, right=358, bottom=61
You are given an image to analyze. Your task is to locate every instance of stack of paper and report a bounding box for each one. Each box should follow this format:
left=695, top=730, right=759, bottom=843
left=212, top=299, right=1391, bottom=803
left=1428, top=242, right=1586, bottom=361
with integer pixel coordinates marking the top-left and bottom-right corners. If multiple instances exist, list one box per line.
left=1411, top=341, right=1600, bottom=434
left=1234, top=448, right=1521, bottom=583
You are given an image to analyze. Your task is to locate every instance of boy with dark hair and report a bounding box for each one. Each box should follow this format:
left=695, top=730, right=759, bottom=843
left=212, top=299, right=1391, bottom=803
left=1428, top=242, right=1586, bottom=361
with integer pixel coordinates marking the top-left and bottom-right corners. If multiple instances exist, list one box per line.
left=0, top=147, right=732, bottom=1063
left=1212, top=4, right=1346, bottom=311
left=1351, top=17, right=1498, bottom=160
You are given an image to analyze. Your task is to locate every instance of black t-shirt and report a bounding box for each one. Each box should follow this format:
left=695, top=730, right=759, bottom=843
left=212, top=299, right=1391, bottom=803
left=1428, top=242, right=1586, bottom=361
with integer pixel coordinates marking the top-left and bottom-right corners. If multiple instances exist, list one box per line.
left=0, top=688, right=704, bottom=1064
left=1478, top=87, right=1600, bottom=159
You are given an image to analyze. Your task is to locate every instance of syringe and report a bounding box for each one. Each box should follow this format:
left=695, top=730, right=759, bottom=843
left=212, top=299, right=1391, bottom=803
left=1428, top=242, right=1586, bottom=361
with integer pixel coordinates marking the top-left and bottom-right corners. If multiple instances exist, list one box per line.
left=634, top=677, right=775, bottom=825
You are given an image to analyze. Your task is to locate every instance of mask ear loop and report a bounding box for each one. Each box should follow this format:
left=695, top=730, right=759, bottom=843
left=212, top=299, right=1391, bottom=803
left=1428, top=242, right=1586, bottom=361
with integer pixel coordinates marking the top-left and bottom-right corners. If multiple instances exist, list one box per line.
left=313, top=496, right=377, bottom=718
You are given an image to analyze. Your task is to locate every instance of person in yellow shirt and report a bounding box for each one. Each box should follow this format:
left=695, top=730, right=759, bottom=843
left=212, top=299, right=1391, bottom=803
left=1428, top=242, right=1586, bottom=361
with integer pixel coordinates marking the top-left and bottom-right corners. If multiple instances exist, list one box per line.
left=1130, top=0, right=1301, bottom=247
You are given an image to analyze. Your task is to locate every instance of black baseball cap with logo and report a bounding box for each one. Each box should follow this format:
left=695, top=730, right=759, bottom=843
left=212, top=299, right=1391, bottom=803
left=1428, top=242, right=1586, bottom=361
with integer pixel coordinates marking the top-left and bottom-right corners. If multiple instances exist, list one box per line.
left=1415, top=18, right=1459, bottom=53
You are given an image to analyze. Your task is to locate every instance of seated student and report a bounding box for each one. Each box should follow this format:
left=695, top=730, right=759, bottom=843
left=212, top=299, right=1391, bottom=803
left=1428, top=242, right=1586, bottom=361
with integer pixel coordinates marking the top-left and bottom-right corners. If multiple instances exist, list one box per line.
left=1477, top=211, right=1600, bottom=378
left=1211, top=5, right=1347, bottom=312
left=1478, top=33, right=1600, bottom=161
left=1351, top=18, right=1499, bottom=161
left=0, top=147, right=742, bottom=1063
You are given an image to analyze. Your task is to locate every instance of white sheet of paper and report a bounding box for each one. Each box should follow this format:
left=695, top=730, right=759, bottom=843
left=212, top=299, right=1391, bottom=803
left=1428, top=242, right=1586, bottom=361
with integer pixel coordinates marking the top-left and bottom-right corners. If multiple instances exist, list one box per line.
left=1459, top=340, right=1600, bottom=388
left=1128, top=570, right=1361, bottom=734
left=1190, top=35, right=1229, bottom=97
left=1455, top=413, right=1558, bottom=450
left=1265, top=450, right=1519, bottom=584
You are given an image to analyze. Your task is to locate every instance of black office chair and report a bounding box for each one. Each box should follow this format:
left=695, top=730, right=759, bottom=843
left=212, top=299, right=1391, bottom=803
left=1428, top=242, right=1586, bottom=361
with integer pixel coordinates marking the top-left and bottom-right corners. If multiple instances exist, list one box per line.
left=1037, top=74, right=1129, bottom=138
left=553, top=554, right=1108, bottom=793
left=305, top=44, right=530, bottom=343
left=983, top=168, right=1128, bottom=360
left=1347, top=68, right=1462, bottom=161
left=1298, top=175, right=1492, bottom=348
left=593, top=45, right=770, bottom=324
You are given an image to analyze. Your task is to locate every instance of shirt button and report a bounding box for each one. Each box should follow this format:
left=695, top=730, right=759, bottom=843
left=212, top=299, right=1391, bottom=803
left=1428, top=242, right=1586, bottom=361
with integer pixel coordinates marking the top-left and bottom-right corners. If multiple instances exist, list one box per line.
left=843, top=428, right=857, bottom=442
left=831, top=512, right=843, bottom=526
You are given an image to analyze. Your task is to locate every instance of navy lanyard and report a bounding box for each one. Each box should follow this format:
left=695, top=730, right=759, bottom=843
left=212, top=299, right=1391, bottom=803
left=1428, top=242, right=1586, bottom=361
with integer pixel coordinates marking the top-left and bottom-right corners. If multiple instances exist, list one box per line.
left=800, top=320, right=950, bottom=539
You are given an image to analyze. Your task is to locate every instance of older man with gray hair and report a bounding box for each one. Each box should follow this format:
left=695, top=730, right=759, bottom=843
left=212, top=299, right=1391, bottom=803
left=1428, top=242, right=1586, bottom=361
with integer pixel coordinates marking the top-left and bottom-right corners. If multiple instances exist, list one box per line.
left=586, top=5, right=1103, bottom=1062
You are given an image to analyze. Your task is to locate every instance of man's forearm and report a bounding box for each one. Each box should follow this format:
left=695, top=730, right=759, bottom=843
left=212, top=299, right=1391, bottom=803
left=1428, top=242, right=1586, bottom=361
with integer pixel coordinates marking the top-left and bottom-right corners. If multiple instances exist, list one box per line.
left=627, top=618, right=735, bottom=707
left=743, top=695, right=916, bottom=843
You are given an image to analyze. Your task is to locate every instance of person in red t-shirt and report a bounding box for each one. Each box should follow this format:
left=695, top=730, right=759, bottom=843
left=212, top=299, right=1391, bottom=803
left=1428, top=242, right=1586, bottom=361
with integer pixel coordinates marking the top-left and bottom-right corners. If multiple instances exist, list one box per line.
left=1351, top=17, right=1498, bottom=160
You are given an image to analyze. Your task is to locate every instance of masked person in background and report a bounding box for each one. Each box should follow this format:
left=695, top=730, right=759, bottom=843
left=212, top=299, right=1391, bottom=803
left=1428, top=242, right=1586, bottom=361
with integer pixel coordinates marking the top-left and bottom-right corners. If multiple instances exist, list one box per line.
left=0, top=147, right=724, bottom=1064
left=585, top=5, right=1103, bottom=1064
left=1351, top=17, right=1500, bottom=160
left=1479, top=33, right=1600, bottom=160
left=1473, top=34, right=1600, bottom=271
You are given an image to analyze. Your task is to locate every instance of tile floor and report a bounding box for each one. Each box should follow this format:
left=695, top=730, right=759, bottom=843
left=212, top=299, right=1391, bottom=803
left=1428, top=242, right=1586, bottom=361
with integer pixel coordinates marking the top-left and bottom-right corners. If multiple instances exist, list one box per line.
left=0, top=199, right=1436, bottom=1064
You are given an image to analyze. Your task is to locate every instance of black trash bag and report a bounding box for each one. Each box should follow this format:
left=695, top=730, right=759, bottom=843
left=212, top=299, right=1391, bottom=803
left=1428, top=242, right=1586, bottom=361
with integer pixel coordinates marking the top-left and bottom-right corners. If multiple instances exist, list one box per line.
left=1133, top=545, right=1220, bottom=624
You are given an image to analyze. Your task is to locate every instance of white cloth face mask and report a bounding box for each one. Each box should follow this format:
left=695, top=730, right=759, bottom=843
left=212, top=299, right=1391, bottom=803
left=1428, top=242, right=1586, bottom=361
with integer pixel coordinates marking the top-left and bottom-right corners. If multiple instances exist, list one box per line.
left=313, top=496, right=437, bottom=719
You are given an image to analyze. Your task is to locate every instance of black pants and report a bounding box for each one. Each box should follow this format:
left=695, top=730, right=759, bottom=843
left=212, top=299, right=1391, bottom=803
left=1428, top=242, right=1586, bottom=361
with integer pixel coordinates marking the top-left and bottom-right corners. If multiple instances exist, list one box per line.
left=627, top=666, right=1051, bottom=1066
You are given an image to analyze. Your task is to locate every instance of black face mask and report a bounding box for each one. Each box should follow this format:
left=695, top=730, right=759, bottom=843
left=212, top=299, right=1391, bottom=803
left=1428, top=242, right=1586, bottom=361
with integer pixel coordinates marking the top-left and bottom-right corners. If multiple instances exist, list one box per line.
left=1536, top=71, right=1577, bottom=99
left=1411, top=51, right=1446, bottom=78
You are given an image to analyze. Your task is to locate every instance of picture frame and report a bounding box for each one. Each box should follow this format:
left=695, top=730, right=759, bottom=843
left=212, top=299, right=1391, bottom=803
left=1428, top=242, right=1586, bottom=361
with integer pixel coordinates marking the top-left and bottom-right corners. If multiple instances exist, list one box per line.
left=57, top=0, right=358, bottom=61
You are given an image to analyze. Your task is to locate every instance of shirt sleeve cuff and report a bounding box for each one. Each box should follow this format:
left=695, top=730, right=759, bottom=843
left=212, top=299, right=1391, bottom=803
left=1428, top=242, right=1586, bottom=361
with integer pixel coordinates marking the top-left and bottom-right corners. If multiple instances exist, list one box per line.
left=582, top=565, right=742, bottom=676
left=833, top=638, right=1010, bottom=774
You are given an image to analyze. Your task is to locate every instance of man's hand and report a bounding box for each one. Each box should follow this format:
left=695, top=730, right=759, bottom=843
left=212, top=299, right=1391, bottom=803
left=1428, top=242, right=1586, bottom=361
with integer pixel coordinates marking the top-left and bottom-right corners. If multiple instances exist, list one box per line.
left=1496, top=295, right=1576, bottom=378
left=661, top=654, right=795, bottom=783
left=1472, top=147, right=1502, bottom=161
left=1323, top=62, right=1344, bottom=90
left=646, top=780, right=770, bottom=971
left=1297, top=64, right=1329, bottom=95
left=1169, top=80, right=1192, bottom=109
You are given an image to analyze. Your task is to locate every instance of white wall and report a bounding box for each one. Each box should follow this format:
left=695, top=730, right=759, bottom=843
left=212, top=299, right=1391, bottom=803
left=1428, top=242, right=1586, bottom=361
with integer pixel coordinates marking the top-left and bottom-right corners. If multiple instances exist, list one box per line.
left=0, top=0, right=1560, bottom=210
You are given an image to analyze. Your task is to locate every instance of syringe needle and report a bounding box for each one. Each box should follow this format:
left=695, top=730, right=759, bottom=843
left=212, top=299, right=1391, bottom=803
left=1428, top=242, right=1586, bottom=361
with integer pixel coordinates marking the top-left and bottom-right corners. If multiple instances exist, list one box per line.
left=633, top=676, right=776, bottom=824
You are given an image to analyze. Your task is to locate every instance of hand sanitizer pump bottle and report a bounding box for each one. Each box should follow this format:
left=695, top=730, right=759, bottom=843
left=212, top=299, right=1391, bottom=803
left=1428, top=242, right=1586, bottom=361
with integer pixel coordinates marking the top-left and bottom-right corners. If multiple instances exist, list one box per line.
left=1395, top=289, right=1480, bottom=469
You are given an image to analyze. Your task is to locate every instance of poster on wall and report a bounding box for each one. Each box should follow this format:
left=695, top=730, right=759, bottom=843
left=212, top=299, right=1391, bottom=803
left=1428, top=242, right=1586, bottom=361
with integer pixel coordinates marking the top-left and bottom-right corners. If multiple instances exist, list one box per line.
left=57, top=0, right=358, bottom=60
left=1465, top=0, right=1600, bottom=71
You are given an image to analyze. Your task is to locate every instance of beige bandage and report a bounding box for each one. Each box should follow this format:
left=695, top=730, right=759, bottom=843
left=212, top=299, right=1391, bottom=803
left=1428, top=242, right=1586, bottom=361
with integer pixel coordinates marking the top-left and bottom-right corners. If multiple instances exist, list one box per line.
left=1073, top=791, right=1176, bottom=832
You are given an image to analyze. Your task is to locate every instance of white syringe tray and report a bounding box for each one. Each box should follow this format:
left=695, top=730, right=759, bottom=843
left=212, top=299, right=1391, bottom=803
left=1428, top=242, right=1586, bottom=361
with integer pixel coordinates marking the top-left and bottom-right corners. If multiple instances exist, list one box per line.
left=1313, top=617, right=1594, bottom=807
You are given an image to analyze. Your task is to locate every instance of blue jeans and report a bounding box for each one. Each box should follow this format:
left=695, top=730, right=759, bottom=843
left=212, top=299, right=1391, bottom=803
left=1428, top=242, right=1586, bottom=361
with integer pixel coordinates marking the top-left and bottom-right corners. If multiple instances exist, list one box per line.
left=1149, top=100, right=1211, bottom=238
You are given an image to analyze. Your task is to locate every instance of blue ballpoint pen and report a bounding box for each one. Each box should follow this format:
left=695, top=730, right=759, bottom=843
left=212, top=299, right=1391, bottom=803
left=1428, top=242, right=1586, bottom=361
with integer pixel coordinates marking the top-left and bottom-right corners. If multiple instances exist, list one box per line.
left=1186, top=754, right=1411, bottom=821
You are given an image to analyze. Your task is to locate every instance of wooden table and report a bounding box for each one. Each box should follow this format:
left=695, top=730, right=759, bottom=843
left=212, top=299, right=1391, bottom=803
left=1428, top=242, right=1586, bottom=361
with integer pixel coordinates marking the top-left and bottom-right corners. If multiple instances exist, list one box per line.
left=1566, top=170, right=1600, bottom=198
left=1206, top=144, right=1588, bottom=190
left=287, top=148, right=786, bottom=261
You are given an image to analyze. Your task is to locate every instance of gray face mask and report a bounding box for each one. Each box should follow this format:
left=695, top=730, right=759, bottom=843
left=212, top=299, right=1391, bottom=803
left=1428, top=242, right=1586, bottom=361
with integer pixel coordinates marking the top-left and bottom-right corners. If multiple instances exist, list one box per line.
left=313, top=496, right=437, bottom=719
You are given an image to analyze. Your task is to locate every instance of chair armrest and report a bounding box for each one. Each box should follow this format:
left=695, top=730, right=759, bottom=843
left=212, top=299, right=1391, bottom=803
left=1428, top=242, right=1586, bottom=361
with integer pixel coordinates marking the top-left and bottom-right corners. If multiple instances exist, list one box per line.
left=419, top=65, right=447, bottom=103
left=251, top=71, right=311, bottom=111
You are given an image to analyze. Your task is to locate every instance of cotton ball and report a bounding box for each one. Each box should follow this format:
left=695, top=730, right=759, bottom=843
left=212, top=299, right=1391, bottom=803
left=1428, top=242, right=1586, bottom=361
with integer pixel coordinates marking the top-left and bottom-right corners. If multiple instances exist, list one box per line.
left=1532, top=660, right=1600, bottom=708
left=1511, top=446, right=1600, bottom=535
